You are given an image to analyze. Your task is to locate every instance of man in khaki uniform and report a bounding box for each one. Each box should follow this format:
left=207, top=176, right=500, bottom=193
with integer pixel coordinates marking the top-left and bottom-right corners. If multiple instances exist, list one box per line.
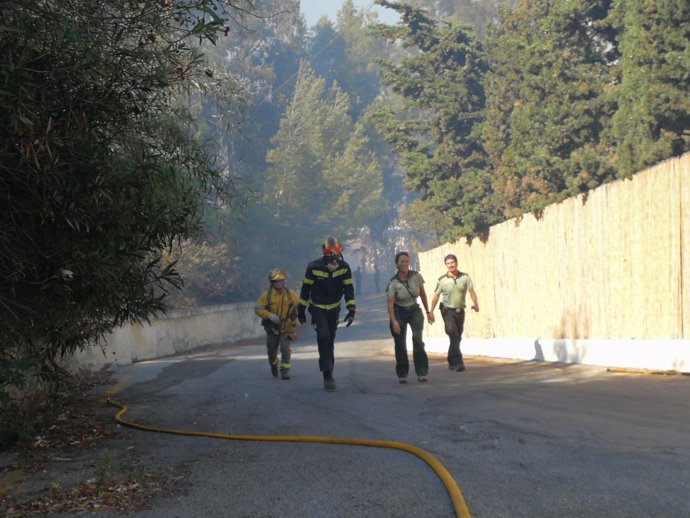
left=429, top=254, right=479, bottom=372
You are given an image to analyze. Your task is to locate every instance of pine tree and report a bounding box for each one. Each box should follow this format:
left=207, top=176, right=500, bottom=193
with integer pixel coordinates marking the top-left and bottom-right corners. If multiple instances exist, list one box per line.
left=308, top=0, right=388, bottom=119
left=259, top=61, right=385, bottom=275
left=373, top=2, right=497, bottom=239
left=607, top=0, right=690, bottom=177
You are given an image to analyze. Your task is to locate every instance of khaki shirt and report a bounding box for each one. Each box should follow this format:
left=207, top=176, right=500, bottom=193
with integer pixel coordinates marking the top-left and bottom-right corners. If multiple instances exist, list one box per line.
left=386, top=271, right=425, bottom=307
left=434, top=273, right=473, bottom=309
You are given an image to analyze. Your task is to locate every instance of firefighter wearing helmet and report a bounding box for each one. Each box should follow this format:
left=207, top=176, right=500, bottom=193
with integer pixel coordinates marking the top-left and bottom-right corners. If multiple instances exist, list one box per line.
left=297, top=237, right=356, bottom=391
left=254, top=269, right=299, bottom=380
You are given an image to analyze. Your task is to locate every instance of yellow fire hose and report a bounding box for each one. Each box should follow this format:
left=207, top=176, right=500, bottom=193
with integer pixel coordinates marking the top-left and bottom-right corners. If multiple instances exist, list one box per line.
left=107, top=399, right=471, bottom=518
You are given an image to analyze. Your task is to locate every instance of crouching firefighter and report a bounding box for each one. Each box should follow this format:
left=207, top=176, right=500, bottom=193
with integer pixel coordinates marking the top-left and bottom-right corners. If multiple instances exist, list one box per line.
left=297, top=237, right=356, bottom=392
left=255, top=269, right=299, bottom=380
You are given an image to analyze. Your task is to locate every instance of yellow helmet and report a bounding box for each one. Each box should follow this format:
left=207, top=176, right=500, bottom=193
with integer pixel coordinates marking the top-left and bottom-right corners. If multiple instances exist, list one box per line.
left=268, top=269, right=286, bottom=282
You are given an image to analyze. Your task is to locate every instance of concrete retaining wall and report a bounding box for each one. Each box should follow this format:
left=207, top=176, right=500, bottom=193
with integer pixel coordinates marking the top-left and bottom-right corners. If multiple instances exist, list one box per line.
left=72, top=302, right=264, bottom=371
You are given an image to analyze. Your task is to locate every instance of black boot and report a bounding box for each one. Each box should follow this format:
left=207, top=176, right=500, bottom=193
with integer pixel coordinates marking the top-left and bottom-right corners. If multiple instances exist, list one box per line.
left=323, top=370, right=336, bottom=392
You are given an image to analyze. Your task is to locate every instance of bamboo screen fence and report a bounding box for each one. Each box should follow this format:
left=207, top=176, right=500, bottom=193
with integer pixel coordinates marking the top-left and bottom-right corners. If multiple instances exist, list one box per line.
left=419, top=152, right=690, bottom=340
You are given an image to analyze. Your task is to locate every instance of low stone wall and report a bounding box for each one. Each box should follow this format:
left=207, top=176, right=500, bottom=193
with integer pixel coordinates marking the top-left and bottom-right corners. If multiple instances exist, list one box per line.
left=71, top=302, right=264, bottom=371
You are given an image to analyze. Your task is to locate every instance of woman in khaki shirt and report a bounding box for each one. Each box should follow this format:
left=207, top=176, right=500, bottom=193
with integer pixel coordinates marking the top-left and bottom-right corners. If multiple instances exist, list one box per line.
left=386, top=252, right=435, bottom=383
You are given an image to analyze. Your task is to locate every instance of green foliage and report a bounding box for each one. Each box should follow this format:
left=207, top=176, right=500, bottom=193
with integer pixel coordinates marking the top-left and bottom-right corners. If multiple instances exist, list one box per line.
left=0, top=0, right=253, bottom=413
left=207, top=0, right=304, bottom=176
left=370, top=0, right=686, bottom=239
left=203, top=1, right=402, bottom=297
left=265, top=63, right=350, bottom=230
left=317, top=0, right=388, bottom=118
left=607, top=0, right=690, bottom=177
left=178, top=0, right=308, bottom=300
left=482, top=0, right=617, bottom=218
left=308, top=20, right=349, bottom=92
left=372, top=2, right=499, bottom=239
left=400, top=199, right=453, bottom=247
left=257, top=61, right=386, bottom=279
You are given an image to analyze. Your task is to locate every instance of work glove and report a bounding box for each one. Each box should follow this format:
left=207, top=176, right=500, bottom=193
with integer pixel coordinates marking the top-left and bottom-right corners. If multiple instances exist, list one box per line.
left=267, top=313, right=281, bottom=325
left=344, top=308, right=356, bottom=327
left=297, top=306, right=306, bottom=324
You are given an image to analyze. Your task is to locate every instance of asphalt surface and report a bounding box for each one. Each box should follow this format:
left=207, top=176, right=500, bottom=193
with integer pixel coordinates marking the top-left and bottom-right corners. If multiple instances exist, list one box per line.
left=15, top=292, right=690, bottom=517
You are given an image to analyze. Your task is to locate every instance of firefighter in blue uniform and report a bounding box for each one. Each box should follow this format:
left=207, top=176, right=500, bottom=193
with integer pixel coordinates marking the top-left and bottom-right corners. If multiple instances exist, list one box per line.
left=297, top=237, right=356, bottom=391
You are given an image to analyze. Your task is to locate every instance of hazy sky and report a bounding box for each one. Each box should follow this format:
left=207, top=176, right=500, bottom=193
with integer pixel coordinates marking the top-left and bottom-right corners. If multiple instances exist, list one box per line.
left=300, top=0, right=400, bottom=27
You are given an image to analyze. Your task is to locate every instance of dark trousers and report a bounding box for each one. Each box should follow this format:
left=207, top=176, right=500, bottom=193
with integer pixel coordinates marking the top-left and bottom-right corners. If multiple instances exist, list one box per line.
left=266, top=332, right=292, bottom=371
left=309, top=306, right=339, bottom=373
left=390, top=305, right=428, bottom=378
left=441, top=306, right=466, bottom=366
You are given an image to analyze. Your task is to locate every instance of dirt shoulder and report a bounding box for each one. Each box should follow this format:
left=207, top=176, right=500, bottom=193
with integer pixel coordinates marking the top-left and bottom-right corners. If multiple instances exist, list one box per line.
left=0, top=372, right=179, bottom=517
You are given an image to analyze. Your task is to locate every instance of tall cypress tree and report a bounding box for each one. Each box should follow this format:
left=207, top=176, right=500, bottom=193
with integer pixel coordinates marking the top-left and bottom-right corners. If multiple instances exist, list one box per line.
left=607, top=0, right=690, bottom=178
left=483, top=0, right=615, bottom=218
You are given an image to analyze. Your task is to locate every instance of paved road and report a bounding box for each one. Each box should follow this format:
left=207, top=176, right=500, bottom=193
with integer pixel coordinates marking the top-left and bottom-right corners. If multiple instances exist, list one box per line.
left=92, top=293, right=690, bottom=517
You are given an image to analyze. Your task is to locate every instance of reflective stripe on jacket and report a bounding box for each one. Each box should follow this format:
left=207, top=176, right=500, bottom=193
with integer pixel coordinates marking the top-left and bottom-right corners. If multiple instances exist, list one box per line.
left=298, top=257, right=356, bottom=311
